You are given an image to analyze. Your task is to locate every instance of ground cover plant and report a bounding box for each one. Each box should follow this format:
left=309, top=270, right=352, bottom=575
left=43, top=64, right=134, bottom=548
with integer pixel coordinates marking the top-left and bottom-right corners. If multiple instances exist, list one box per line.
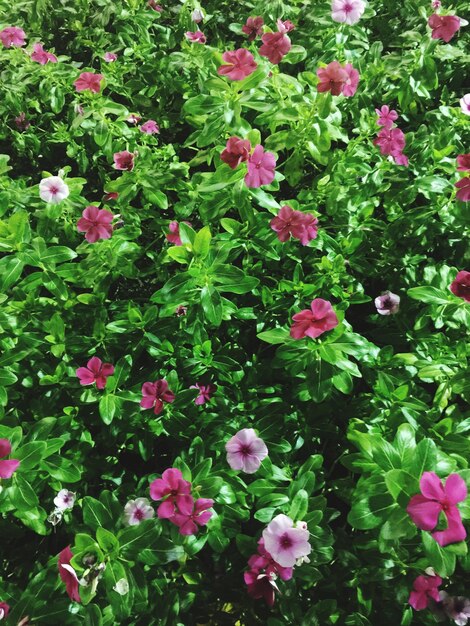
left=0, top=0, right=469, bottom=624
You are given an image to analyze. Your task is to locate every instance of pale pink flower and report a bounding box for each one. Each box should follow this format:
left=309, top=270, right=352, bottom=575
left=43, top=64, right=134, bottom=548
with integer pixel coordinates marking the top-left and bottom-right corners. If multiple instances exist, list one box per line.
left=374, top=291, right=400, bottom=315
left=245, top=145, right=277, bottom=188
left=103, top=52, right=117, bottom=62
left=39, top=176, right=69, bottom=204
left=276, top=19, right=296, bottom=33
left=342, top=63, right=360, bottom=96
left=77, top=206, right=114, bottom=243
left=331, top=0, right=366, bottom=25
left=0, top=439, right=20, bottom=479
left=54, top=490, right=76, bottom=511
left=0, top=26, right=26, bottom=48
left=191, top=9, right=204, bottom=23
left=317, top=61, right=348, bottom=96
left=262, top=514, right=311, bottom=568
left=225, top=428, right=268, bottom=473
left=73, top=72, right=104, bottom=93
left=139, top=120, right=160, bottom=134
left=123, top=498, right=155, bottom=525
left=113, top=150, right=135, bottom=171
left=460, top=94, right=470, bottom=116
left=185, top=30, right=206, bottom=44
left=431, top=0, right=441, bottom=9
left=31, top=43, right=57, bottom=64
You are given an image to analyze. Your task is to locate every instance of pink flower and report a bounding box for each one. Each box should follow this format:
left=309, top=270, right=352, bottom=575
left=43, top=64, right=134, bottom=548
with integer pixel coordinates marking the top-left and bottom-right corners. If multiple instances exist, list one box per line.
left=270, top=205, right=319, bottom=245
left=460, top=95, right=470, bottom=115
left=77, top=206, right=114, bottom=243
left=103, top=52, right=117, bottom=62
left=244, top=570, right=279, bottom=607
left=259, top=32, right=292, bottom=64
left=113, top=150, right=135, bottom=171
left=220, top=136, right=251, bottom=169
left=73, top=72, right=104, bottom=93
left=54, top=490, right=76, bottom=511
left=30, top=42, right=57, bottom=64
left=242, top=16, right=264, bottom=41
left=262, top=514, right=311, bottom=568
left=39, top=175, right=69, bottom=204
left=185, top=30, right=206, bottom=44
left=440, top=594, right=470, bottom=625
left=140, top=379, right=175, bottom=415
left=450, top=271, right=470, bottom=302
left=76, top=356, right=114, bottom=389
left=245, top=144, right=277, bottom=188
left=428, top=14, right=461, bottom=42
left=15, top=113, right=30, bottom=131
left=342, top=63, right=359, bottom=96
left=166, top=220, right=192, bottom=246
left=248, top=538, right=293, bottom=581
left=457, top=154, right=470, bottom=171
left=0, top=26, right=26, bottom=48
left=290, top=298, right=339, bottom=339
left=455, top=177, right=470, bottom=202
left=149, top=467, right=193, bottom=518
left=431, top=0, right=441, bottom=9
left=0, top=603, right=10, bottom=620
left=225, top=428, right=268, bottom=474
left=127, top=113, right=142, bottom=124
left=58, top=546, right=81, bottom=603
left=217, top=49, right=257, bottom=81
left=123, top=498, right=155, bottom=525
left=276, top=19, right=296, bottom=33
left=374, top=127, right=407, bottom=162
left=139, top=120, right=160, bottom=134
left=331, top=0, right=366, bottom=25
left=0, top=439, right=20, bottom=479
left=148, top=0, right=163, bottom=10
left=317, top=61, right=349, bottom=96
left=375, top=290, right=400, bottom=315
left=409, top=574, right=442, bottom=611
left=407, top=472, right=467, bottom=546
left=376, top=105, right=398, bottom=129
left=190, top=383, right=216, bottom=405
left=171, top=498, right=214, bottom=535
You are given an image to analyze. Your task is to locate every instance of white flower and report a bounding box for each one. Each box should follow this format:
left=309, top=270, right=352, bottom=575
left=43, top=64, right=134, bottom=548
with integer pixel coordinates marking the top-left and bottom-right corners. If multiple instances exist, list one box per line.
left=113, top=578, right=129, bottom=595
left=39, top=175, right=70, bottom=204
left=54, top=489, right=76, bottom=511
left=191, top=9, right=204, bottom=22
left=123, top=497, right=155, bottom=526
left=460, top=94, right=470, bottom=116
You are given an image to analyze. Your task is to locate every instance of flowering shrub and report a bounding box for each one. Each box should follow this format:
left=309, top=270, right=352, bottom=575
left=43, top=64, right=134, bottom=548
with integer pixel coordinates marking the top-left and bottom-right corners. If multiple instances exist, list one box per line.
left=0, top=0, right=469, bottom=624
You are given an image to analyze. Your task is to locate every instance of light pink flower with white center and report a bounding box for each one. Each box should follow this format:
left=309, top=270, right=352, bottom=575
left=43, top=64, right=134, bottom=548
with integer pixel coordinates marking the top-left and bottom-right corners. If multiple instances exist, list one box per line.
left=262, top=514, right=312, bottom=568
left=103, top=52, right=117, bottom=62
left=54, top=490, right=76, bottom=511
left=460, top=94, right=470, bottom=116
left=39, top=176, right=70, bottom=204
left=331, top=0, right=366, bottom=25
left=124, top=498, right=155, bottom=525
left=375, top=291, right=400, bottom=315
left=225, top=428, right=268, bottom=474
left=139, top=120, right=160, bottom=134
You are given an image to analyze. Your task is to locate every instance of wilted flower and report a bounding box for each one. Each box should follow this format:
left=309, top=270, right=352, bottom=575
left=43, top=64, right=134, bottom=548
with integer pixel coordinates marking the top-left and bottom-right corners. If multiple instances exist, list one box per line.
left=259, top=32, right=292, bottom=64
left=244, top=570, right=279, bottom=607
left=103, top=51, right=117, bottom=62
left=191, top=9, right=204, bottom=23
left=374, top=290, right=400, bottom=315
left=331, top=0, right=366, bottom=25
left=14, top=112, right=30, bottom=131
left=440, top=593, right=470, bottom=625
left=225, top=428, right=268, bottom=473
left=76, top=356, right=115, bottom=389
left=276, top=19, right=296, bottom=33
left=191, top=383, right=216, bottom=405
left=242, top=16, right=264, bottom=41
left=460, top=94, right=470, bottom=115
left=54, top=490, right=76, bottom=511
left=31, top=42, right=57, bottom=64
left=0, top=439, right=20, bottom=479
left=185, top=30, right=206, bottom=44
left=290, top=299, right=339, bottom=339
left=113, top=150, right=135, bottom=171
left=0, top=602, right=10, bottom=620
left=217, top=49, right=257, bottom=81
left=113, top=579, right=129, bottom=595
left=428, top=14, right=460, bottom=42
left=58, top=546, right=81, bottom=603
left=77, top=206, right=114, bottom=243
left=103, top=191, right=119, bottom=202
left=139, top=120, right=160, bottom=134
left=407, top=472, right=467, bottom=546
left=262, top=514, right=311, bottom=568
left=149, top=468, right=194, bottom=518
left=73, top=71, right=104, bottom=93
left=171, top=498, right=214, bottom=535
left=457, top=154, right=470, bottom=171
left=408, top=574, right=442, bottom=610
left=455, top=177, right=470, bottom=202
left=245, top=145, right=277, bottom=188
left=0, top=26, right=26, bottom=48
left=39, top=175, right=69, bottom=204
left=220, top=136, right=251, bottom=169
left=148, top=0, right=163, bottom=10
left=140, top=379, right=175, bottom=415
left=127, top=113, right=142, bottom=124
left=175, top=305, right=187, bottom=316
left=450, top=270, right=470, bottom=301
left=270, top=205, right=319, bottom=245
left=124, top=498, right=155, bottom=525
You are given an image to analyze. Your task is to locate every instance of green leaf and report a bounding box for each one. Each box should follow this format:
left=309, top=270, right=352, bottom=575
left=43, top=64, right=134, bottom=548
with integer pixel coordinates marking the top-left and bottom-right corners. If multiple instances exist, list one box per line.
left=257, top=328, right=290, bottom=344
left=422, top=531, right=456, bottom=577
left=200, top=285, right=222, bottom=326
left=0, top=368, right=18, bottom=386
left=407, top=286, right=451, bottom=305
left=40, top=246, right=77, bottom=266
left=99, top=394, right=117, bottom=425
left=83, top=496, right=115, bottom=531
left=211, top=265, right=259, bottom=294
left=9, top=474, right=39, bottom=509
left=288, top=489, right=309, bottom=521
left=96, top=527, right=119, bottom=554
left=42, top=455, right=81, bottom=482
left=14, top=441, right=47, bottom=470
left=193, top=226, right=212, bottom=259
left=0, top=256, right=24, bottom=291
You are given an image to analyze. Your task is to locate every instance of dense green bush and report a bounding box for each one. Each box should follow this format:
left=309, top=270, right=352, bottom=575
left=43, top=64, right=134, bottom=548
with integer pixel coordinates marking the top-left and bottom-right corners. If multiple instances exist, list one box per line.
left=0, top=0, right=469, bottom=624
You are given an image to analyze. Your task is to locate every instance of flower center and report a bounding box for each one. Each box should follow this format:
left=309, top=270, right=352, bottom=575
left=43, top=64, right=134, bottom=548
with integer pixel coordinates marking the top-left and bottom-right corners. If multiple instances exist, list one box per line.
left=240, top=444, right=253, bottom=457
left=344, top=2, right=353, bottom=12
left=134, top=508, right=144, bottom=520
left=49, top=186, right=59, bottom=195
left=280, top=533, right=293, bottom=549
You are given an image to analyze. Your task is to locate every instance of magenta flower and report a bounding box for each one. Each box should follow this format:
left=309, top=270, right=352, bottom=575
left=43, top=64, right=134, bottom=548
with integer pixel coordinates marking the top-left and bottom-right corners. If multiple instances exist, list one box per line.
left=73, top=72, right=104, bottom=93
left=103, top=52, right=117, bottom=62
left=166, top=220, right=192, bottom=246
left=31, top=43, right=57, bottom=64
left=185, top=30, right=206, bottom=44
left=317, top=61, right=348, bottom=96
left=248, top=538, right=293, bottom=581
left=220, top=136, right=251, bottom=169
left=190, top=383, right=216, bottom=405
left=290, top=298, right=339, bottom=340
left=217, top=49, right=257, bottom=81
left=259, top=32, right=292, bottom=65
left=342, top=63, right=360, bottom=96
left=140, top=379, right=175, bottom=415
left=0, top=603, right=10, bottom=620
left=14, top=112, right=30, bottom=132
left=103, top=191, right=119, bottom=202
left=77, top=206, right=114, bottom=243
left=428, top=14, right=461, bottom=42
left=450, top=271, right=470, bottom=302
left=242, top=16, right=264, bottom=41
left=276, top=19, right=296, bottom=33
left=455, top=177, right=470, bottom=202
left=0, top=26, right=26, bottom=48
left=149, top=467, right=194, bottom=518
left=407, top=472, right=467, bottom=546
left=457, top=154, right=470, bottom=172
left=374, top=127, right=407, bottom=164
left=409, top=574, right=442, bottom=611
left=375, top=105, right=399, bottom=129
left=113, top=150, right=135, bottom=171
left=245, top=145, right=277, bottom=188
left=76, top=356, right=114, bottom=389
left=270, top=205, right=319, bottom=245
left=0, top=439, right=20, bottom=479
left=375, top=291, right=400, bottom=315
left=244, top=570, right=279, bottom=606
left=225, top=428, right=268, bottom=474
left=331, top=0, right=366, bottom=25
left=123, top=498, right=155, bottom=525
left=139, top=120, right=160, bottom=134
left=171, top=498, right=214, bottom=535
left=262, top=514, right=311, bottom=568
left=58, top=546, right=81, bottom=603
